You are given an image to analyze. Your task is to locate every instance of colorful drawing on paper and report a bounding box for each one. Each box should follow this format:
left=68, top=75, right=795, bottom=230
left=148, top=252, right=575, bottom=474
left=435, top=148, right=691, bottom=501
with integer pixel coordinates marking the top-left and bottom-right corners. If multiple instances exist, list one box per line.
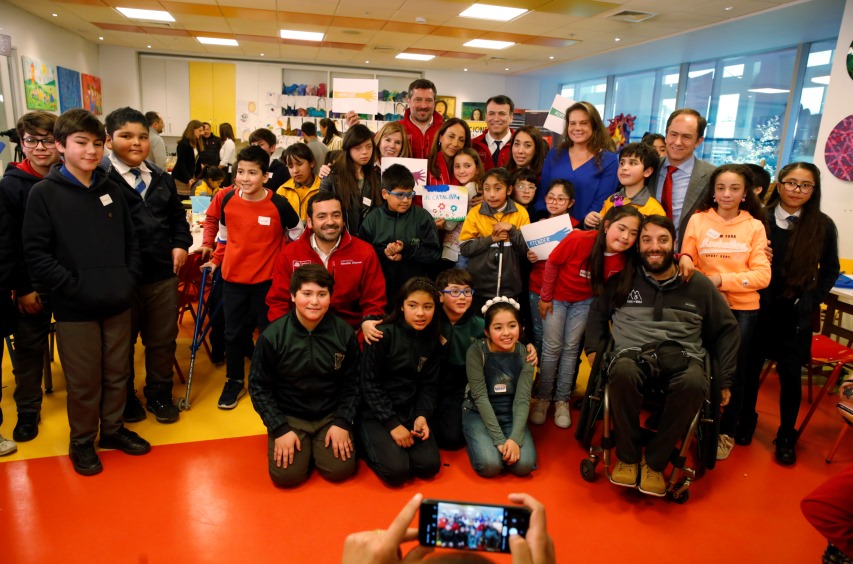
left=381, top=157, right=428, bottom=190
left=22, top=56, right=58, bottom=111
left=81, top=74, right=103, bottom=115
left=57, top=66, right=82, bottom=113
left=422, top=185, right=469, bottom=222
left=520, top=214, right=574, bottom=260
left=824, top=114, right=853, bottom=182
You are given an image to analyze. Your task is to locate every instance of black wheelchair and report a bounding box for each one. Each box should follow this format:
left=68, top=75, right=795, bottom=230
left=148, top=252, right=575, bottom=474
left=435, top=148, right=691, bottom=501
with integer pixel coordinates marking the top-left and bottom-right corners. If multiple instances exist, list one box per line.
left=574, top=340, right=721, bottom=503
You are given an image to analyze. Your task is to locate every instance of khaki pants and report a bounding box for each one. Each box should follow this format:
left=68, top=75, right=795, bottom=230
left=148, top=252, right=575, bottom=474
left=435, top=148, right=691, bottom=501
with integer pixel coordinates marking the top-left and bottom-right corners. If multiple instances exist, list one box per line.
left=267, top=413, right=357, bottom=487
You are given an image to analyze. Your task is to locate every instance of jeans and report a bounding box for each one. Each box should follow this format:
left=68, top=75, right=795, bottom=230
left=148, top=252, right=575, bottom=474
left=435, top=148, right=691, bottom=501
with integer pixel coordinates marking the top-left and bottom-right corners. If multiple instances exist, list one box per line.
left=528, top=291, right=543, bottom=358
left=462, top=407, right=536, bottom=477
left=537, top=297, right=592, bottom=402
left=719, top=309, right=756, bottom=436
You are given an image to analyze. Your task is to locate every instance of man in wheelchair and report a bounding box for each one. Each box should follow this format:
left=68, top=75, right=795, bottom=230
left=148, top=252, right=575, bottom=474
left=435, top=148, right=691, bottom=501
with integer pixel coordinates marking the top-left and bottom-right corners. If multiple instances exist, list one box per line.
left=585, top=215, right=739, bottom=496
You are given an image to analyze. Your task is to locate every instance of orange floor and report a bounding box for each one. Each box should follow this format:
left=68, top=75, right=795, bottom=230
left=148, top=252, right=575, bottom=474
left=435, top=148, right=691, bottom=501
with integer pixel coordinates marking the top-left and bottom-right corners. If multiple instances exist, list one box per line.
left=1, top=331, right=850, bottom=563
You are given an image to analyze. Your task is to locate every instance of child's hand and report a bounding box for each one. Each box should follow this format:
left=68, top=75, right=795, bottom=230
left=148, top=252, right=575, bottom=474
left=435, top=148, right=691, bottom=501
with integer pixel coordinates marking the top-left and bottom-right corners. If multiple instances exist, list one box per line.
left=344, top=111, right=361, bottom=127
left=498, top=439, right=521, bottom=464
left=435, top=217, right=446, bottom=230
left=538, top=299, right=553, bottom=320
left=678, top=254, right=695, bottom=281
left=361, top=319, right=383, bottom=344
left=390, top=425, right=414, bottom=448
left=200, top=260, right=218, bottom=274
left=273, top=431, right=301, bottom=468
left=584, top=211, right=601, bottom=229
left=318, top=164, right=332, bottom=179
left=470, top=194, right=483, bottom=208
left=385, top=240, right=404, bottom=261
left=411, top=417, right=430, bottom=441
left=527, top=250, right=539, bottom=263
left=525, top=343, right=538, bottom=366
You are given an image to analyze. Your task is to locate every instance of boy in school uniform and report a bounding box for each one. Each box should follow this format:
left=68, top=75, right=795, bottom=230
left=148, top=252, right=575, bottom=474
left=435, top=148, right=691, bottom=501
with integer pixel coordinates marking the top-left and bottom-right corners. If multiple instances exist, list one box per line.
left=583, top=142, right=665, bottom=229
left=358, top=164, right=441, bottom=308
left=249, top=128, right=290, bottom=190
left=23, top=109, right=149, bottom=476
left=0, top=111, right=61, bottom=444
left=249, top=264, right=360, bottom=487
left=103, top=107, right=192, bottom=424
left=202, top=145, right=302, bottom=410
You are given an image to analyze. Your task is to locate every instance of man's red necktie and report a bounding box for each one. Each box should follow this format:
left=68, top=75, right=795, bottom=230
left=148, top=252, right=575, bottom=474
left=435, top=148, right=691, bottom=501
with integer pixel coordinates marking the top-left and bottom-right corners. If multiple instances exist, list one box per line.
left=661, top=165, right=677, bottom=219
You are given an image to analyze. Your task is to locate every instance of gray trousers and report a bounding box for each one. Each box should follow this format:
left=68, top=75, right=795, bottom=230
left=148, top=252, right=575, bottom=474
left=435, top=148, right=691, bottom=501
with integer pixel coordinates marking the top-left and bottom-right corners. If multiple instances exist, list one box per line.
left=128, top=276, right=179, bottom=398
left=56, top=309, right=131, bottom=444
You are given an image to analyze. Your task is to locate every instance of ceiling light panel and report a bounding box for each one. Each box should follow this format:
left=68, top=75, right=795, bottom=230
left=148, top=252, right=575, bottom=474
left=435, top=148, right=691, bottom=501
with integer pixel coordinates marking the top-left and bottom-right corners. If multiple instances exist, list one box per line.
left=197, top=37, right=239, bottom=46
left=459, top=4, right=527, bottom=22
left=280, top=30, right=324, bottom=41
left=396, top=53, right=436, bottom=61
left=116, top=8, right=175, bottom=22
left=464, top=39, right=514, bottom=50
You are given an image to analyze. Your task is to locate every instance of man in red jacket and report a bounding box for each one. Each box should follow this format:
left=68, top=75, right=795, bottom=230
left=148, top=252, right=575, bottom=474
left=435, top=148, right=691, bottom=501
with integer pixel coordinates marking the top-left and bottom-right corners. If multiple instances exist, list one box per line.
left=266, top=192, right=387, bottom=342
left=472, top=95, right=514, bottom=172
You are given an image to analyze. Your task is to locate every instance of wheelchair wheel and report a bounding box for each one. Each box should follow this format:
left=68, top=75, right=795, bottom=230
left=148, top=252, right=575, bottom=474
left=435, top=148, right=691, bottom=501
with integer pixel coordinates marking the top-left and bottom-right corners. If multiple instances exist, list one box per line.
left=575, top=353, right=605, bottom=448
left=580, top=459, right=597, bottom=482
left=669, top=485, right=690, bottom=504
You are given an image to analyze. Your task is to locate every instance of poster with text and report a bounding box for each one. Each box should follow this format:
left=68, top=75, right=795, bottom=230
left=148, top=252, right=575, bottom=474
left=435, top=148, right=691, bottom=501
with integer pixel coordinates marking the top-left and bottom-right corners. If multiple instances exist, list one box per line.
left=332, top=79, right=379, bottom=115
left=22, top=56, right=58, bottom=111
left=381, top=157, right=428, bottom=191
left=521, top=214, right=574, bottom=260
left=543, top=94, right=576, bottom=134
left=57, top=66, right=82, bottom=113
left=81, top=73, right=102, bottom=115
left=422, top=185, right=468, bottom=222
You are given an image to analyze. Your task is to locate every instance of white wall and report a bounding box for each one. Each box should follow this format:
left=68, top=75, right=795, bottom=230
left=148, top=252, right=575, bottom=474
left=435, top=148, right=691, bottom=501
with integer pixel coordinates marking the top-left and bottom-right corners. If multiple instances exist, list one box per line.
left=99, top=46, right=140, bottom=115
left=425, top=70, right=542, bottom=111
left=0, top=0, right=99, bottom=117
left=814, top=0, right=853, bottom=259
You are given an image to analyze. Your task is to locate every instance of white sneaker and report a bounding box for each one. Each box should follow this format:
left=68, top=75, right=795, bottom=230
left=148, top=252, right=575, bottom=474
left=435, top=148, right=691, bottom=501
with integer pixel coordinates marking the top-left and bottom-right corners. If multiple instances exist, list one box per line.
left=717, top=434, right=735, bottom=460
left=0, top=433, right=17, bottom=456
left=529, top=400, right=549, bottom=425
left=554, top=401, right=571, bottom=428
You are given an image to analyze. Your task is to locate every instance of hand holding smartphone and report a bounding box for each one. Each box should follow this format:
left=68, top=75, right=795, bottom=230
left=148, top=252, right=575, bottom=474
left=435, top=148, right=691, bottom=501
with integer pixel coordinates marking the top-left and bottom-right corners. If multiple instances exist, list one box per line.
left=418, top=499, right=531, bottom=554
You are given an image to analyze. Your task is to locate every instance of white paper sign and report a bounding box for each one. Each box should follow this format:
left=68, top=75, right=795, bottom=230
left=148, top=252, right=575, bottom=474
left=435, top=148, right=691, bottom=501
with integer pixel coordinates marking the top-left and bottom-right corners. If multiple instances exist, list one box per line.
left=422, top=185, right=469, bottom=222
left=381, top=157, right=429, bottom=190
left=521, top=215, right=574, bottom=260
left=332, top=78, right=379, bottom=115
left=543, top=94, right=577, bottom=134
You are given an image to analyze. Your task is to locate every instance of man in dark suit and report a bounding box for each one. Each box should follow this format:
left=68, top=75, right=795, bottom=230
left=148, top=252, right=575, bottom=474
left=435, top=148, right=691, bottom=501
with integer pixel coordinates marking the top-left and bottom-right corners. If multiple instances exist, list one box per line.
left=649, top=108, right=716, bottom=249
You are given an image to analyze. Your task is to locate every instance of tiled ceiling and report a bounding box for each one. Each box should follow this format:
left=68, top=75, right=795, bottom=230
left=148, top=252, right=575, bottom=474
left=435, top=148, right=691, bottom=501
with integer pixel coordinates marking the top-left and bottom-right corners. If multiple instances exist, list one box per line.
left=7, top=0, right=801, bottom=75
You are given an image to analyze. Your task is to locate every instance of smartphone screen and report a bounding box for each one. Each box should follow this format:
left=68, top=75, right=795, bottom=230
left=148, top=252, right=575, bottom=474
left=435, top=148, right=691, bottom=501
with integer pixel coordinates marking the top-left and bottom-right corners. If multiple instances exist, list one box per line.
left=419, top=499, right=530, bottom=553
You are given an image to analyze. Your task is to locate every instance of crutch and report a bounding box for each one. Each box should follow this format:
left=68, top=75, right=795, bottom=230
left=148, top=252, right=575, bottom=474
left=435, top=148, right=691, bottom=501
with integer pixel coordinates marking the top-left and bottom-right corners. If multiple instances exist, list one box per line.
left=177, top=266, right=223, bottom=411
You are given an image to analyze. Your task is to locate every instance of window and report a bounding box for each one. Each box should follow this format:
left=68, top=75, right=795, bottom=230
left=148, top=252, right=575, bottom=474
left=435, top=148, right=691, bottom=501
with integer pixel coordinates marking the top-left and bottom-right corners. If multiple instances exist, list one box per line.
left=789, top=41, right=836, bottom=163
left=560, top=78, right=606, bottom=115
left=610, top=66, right=679, bottom=138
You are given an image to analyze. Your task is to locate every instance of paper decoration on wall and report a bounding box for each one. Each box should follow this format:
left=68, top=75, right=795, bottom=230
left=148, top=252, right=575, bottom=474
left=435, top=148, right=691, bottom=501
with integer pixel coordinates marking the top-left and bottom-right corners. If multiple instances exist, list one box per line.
left=332, top=79, right=379, bottom=115
left=520, top=214, right=574, bottom=260
left=608, top=114, right=636, bottom=150
left=847, top=39, right=853, bottom=81
left=824, top=114, right=853, bottom=181
left=237, top=100, right=259, bottom=142
left=461, top=102, right=486, bottom=121
left=57, top=67, right=82, bottom=114
left=81, top=73, right=102, bottom=115
left=381, top=157, right=428, bottom=191
left=422, top=185, right=469, bottom=222
left=543, top=94, right=577, bottom=134
left=22, top=56, right=58, bottom=111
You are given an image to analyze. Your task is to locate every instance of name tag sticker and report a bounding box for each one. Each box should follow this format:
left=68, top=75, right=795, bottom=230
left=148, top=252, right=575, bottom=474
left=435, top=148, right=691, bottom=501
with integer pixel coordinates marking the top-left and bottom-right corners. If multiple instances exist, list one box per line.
left=258, top=216, right=271, bottom=226
left=494, top=384, right=507, bottom=393
left=100, top=194, right=113, bottom=206
left=362, top=197, right=372, bottom=207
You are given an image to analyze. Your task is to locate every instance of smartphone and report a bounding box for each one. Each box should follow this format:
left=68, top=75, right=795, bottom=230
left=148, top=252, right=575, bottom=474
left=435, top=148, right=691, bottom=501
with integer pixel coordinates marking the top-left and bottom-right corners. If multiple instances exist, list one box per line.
left=418, top=498, right=531, bottom=554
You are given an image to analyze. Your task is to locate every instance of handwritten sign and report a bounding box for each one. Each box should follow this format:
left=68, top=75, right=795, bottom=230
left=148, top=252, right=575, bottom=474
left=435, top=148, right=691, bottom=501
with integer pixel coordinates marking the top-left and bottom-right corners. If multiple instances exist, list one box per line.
left=381, top=157, right=428, bottom=190
left=521, top=215, right=574, bottom=260
left=332, top=78, right=379, bottom=115
left=422, top=185, right=469, bottom=222
left=190, top=196, right=211, bottom=214
left=543, top=94, right=577, bottom=134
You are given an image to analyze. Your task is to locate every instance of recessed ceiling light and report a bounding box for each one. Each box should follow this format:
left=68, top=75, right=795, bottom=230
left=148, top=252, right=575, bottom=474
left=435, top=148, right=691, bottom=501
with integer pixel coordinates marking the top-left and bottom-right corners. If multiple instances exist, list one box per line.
left=811, top=75, right=830, bottom=85
left=459, top=4, right=527, bottom=22
left=464, top=39, right=514, bottom=50
left=614, top=37, right=621, bottom=42
left=260, top=53, right=265, bottom=57
left=147, top=45, right=152, bottom=49
left=280, top=30, right=324, bottom=41
left=365, top=60, right=369, bottom=64
left=724, top=6, right=734, bottom=10
left=396, top=53, right=435, bottom=61
left=99, top=36, right=104, bottom=40
left=549, top=56, right=554, bottom=60
left=51, top=13, right=58, bottom=17
left=504, top=68, right=509, bottom=71
left=116, top=7, right=175, bottom=22
left=464, top=68, right=468, bottom=72
left=197, top=37, right=239, bottom=46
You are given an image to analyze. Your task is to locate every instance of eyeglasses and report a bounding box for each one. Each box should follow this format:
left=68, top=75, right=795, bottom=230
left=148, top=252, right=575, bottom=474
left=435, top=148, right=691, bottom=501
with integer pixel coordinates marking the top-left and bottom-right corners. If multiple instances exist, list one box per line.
left=515, top=184, right=536, bottom=191
left=22, top=137, right=56, bottom=149
left=387, top=191, right=415, bottom=200
left=780, top=180, right=815, bottom=194
left=441, top=288, right=475, bottom=297
left=546, top=196, right=570, bottom=204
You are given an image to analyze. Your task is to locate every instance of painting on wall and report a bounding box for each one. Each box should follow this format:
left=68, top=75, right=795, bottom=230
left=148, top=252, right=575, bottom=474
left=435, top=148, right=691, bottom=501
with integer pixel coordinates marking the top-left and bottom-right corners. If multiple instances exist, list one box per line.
left=461, top=101, right=486, bottom=121
left=847, top=38, right=853, bottom=81
left=436, top=96, right=456, bottom=119
left=21, top=56, right=58, bottom=111
left=824, top=114, right=853, bottom=182
left=81, top=73, right=103, bottom=115
left=57, top=66, right=82, bottom=114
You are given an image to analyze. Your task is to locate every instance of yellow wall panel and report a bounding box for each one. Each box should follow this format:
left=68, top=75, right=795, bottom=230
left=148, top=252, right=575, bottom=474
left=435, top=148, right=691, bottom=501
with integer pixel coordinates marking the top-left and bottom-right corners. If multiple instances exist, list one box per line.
left=189, top=62, right=214, bottom=126
left=211, top=63, right=236, bottom=134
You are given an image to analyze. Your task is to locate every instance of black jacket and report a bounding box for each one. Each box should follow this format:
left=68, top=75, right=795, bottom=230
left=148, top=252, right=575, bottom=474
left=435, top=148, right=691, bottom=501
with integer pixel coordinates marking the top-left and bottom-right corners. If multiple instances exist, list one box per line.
left=199, top=134, right=222, bottom=167
left=22, top=165, right=140, bottom=322
left=266, top=158, right=290, bottom=190
left=106, top=160, right=191, bottom=284
left=0, top=183, right=16, bottom=336
left=172, top=138, right=199, bottom=184
left=0, top=162, right=43, bottom=296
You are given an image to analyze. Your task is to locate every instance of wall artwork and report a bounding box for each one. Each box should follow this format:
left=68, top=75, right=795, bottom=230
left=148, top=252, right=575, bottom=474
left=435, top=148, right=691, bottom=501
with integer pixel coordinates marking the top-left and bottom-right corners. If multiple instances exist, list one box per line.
left=847, top=39, right=853, bottom=81
left=81, top=73, right=103, bottom=115
left=436, top=96, right=456, bottom=119
left=57, top=66, right=82, bottom=113
left=22, top=56, right=58, bottom=111
left=461, top=102, right=486, bottom=121
left=824, top=114, right=853, bottom=182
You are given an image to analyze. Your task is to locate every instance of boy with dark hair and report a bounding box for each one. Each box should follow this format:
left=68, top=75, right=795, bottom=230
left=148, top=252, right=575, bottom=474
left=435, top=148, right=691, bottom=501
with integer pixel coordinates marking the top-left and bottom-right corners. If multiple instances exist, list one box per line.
left=0, top=111, right=60, bottom=443
left=143, top=111, right=167, bottom=168
left=585, top=142, right=665, bottom=229
left=202, top=145, right=302, bottom=409
left=103, top=106, right=192, bottom=424
left=358, top=164, right=441, bottom=308
left=249, top=128, right=290, bottom=189
left=249, top=263, right=360, bottom=487
left=23, top=109, right=149, bottom=475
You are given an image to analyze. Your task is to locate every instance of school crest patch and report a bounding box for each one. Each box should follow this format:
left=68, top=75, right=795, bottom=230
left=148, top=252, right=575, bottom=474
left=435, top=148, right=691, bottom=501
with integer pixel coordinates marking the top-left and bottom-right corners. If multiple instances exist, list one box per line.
left=334, top=352, right=345, bottom=370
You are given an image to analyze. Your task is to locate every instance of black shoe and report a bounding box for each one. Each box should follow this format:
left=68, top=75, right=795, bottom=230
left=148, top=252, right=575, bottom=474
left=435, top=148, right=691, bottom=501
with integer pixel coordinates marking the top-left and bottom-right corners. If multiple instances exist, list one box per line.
left=773, top=435, right=797, bottom=466
left=123, top=392, right=146, bottom=423
left=13, top=412, right=40, bottom=442
left=735, top=413, right=758, bottom=446
left=146, top=395, right=180, bottom=424
left=99, top=427, right=151, bottom=455
left=69, top=442, right=103, bottom=476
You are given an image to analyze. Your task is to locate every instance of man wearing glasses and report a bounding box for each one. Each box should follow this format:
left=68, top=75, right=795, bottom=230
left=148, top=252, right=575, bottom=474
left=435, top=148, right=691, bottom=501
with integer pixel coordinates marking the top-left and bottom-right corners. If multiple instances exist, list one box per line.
left=0, top=111, right=62, bottom=445
left=358, top=164, right=441, bottom=309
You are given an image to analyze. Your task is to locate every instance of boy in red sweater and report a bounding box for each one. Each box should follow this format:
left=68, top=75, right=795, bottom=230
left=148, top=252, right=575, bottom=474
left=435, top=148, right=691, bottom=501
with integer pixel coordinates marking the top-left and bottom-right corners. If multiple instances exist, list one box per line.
left=202, top=145, right=301, bottom=409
